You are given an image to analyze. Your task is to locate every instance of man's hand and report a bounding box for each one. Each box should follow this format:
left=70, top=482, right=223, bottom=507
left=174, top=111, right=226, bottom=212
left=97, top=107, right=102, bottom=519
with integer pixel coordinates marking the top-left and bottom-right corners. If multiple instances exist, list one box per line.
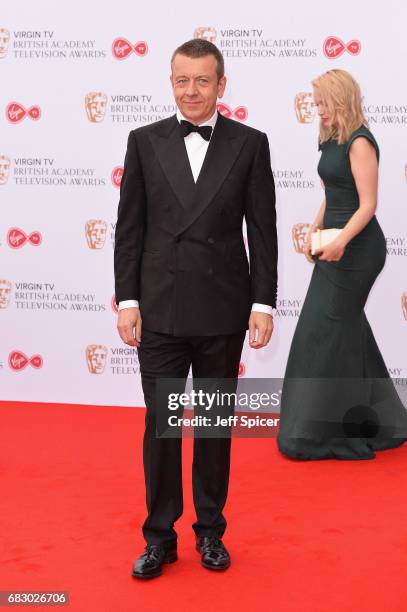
left=248, top=312, right=274, bottom=349
left=117, top=307, right=142, bottom=347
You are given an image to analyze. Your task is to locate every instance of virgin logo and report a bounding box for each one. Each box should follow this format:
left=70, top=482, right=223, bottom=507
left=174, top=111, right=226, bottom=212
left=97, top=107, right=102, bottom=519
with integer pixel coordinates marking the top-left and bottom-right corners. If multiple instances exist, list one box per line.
left=111, top=295, right=119, bottom=313
left=111, top=166, right=123, bottom=188
left=6, top=102, right=41, bottom=123
left=323, top=37, right=361, bottom=59
left=9, top=351, right=43, bottom=371
left=217, top=103, right=248, bottom=121
left=238, top=362, right=246, bottom=377
left=7, top=228, right=42, bottom=248
left=112, top=38, right=148, bottom=60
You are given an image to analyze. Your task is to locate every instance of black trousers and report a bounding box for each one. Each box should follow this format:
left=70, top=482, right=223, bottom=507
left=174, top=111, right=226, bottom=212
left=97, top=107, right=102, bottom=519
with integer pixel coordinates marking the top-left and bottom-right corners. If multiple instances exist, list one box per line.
left=137, top=328, right=246, bottom=547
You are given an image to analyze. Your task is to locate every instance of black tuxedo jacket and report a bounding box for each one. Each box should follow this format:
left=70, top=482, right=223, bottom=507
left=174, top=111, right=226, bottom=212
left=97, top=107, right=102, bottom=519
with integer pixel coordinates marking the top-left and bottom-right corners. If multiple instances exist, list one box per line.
left=114, top=112, right=277, bottom=336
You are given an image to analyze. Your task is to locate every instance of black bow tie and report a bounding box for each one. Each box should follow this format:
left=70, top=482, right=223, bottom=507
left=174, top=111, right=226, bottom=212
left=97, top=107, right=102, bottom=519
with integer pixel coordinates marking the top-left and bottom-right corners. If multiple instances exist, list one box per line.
left=180, top=120, right=212, bottom=141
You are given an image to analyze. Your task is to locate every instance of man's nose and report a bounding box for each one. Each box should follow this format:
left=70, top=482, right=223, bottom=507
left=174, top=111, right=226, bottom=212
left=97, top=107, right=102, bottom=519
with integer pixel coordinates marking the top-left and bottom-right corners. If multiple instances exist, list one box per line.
left=185, top=80, right=198, bottom=96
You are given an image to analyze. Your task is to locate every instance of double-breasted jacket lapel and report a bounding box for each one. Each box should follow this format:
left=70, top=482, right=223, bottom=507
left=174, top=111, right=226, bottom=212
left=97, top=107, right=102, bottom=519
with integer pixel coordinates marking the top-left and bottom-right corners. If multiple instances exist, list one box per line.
left=148, top=112, right=248, bottom=235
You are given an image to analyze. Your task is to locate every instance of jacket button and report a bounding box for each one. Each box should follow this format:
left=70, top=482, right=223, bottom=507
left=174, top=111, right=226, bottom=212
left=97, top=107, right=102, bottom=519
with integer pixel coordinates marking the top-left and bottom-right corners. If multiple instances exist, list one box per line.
left=207, top=237, right=215, bottom=244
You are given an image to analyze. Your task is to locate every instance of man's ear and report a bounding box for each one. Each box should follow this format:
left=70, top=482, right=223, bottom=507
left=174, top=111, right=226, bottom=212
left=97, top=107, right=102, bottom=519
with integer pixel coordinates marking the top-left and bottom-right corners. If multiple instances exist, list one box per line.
left=218, top=76, right=227, bottom=99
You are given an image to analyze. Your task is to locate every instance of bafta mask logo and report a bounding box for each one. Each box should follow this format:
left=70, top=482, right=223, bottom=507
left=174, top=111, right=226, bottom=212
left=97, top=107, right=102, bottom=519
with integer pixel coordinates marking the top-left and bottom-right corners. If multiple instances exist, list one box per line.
left=0, top=279, right=12, bottom=309
left=8, top=351, right=43, bottom=371
left=86, top=344, right=108, bottom=374
left=292, top=223, right=311, bottom=253
left=111, top=295, right=119, bottom=314
left=85, top=219, right=107, bottom=249
left=402, top=292, right=407, bottom=322
left=0, top=155, right=10, bottom=185
left=194, top=27, right=217, bottom=43
left=85, top=92, right=107, bottom=123
left=295, top=93, right=316, bottom=124
left=111, top=166, right=123, bottom=188
left=323, top=36, right=361, bottom=59
left=0, top=28, right=10, bottom=59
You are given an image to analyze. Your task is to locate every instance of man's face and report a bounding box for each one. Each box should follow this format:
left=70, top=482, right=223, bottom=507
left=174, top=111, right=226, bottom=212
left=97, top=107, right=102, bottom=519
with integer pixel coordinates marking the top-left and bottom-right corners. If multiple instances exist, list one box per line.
left=0, top=280, right=11, bottom=308
left=0, top=29, right=10, bottom=58
left=0, top=156, right=10, bottom=184
left=86, top=93, right=107, bottom=122
left=171, top=53, right=226, bottom=124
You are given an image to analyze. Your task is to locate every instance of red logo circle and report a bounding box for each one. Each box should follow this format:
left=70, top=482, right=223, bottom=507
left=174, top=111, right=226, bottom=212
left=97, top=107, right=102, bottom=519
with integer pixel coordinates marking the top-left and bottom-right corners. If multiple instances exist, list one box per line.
left=9, top=351, right=43, bottom=371
left=217, top=103, right=248, bottom=121
left=7, top=228, right=42, bottom=248
left=6, top=102, right=41, bottom=123
left=323, top=37, right=361, bottom=59
left=111, top=166, right=123, bottom=188
left=112, top=38, right=148, bottom=60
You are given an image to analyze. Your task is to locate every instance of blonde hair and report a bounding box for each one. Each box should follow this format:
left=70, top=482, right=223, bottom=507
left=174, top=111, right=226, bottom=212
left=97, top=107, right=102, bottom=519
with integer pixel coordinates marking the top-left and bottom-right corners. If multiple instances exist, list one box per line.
left=312, top=69, right=367, bottom=145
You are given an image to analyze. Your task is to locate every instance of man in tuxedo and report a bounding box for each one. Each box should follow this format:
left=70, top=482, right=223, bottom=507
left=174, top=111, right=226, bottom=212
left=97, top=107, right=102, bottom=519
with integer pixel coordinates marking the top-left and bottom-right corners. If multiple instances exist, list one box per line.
left=114, top=39, right=277, bottom=578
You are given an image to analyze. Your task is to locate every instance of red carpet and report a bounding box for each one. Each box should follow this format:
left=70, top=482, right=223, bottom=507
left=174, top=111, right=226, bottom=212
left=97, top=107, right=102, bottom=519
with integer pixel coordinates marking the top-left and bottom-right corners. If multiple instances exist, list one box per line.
left=1, top=401, right=406, bottom=612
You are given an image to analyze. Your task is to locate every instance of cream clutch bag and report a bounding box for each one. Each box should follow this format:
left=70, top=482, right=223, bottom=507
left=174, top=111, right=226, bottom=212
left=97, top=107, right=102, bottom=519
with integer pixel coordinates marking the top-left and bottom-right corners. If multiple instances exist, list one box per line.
left=311, top=228, right=342, bottom=255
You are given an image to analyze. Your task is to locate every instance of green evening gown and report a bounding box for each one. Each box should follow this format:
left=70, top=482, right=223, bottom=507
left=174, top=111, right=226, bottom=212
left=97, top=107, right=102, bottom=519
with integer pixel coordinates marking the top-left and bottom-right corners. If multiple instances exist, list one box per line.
left=277, top=125, right=407, bottom=460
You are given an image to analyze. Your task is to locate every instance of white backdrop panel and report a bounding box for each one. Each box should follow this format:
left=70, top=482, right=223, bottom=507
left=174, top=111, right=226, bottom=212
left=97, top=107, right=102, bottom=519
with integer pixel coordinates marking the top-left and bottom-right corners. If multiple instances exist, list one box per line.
left=1, top=0, right=406, bottom=405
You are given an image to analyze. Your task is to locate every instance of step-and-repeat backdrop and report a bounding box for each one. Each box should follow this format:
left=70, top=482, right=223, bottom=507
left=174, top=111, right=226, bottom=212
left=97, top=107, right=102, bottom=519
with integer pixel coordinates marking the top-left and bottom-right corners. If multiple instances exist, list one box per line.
left=1, top=1, right=406, bottom=406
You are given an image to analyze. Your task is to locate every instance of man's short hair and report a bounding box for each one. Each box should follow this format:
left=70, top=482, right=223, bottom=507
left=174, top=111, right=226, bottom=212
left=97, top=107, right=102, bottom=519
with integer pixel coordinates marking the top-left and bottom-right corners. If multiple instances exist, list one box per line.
left=171, top=39, right=224, bottom=79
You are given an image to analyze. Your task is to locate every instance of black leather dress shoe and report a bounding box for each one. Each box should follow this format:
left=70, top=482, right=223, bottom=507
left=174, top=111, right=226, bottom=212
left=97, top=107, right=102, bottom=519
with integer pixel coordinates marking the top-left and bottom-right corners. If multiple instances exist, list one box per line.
left=196, top=536, right=231, bottom=570
left=131, top=544, right=178, bottom=579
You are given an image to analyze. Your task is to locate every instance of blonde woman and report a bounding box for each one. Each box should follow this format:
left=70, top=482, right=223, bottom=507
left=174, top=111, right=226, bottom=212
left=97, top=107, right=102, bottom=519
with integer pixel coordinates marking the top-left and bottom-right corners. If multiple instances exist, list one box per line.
left=277, top=69, right=407, bottom=460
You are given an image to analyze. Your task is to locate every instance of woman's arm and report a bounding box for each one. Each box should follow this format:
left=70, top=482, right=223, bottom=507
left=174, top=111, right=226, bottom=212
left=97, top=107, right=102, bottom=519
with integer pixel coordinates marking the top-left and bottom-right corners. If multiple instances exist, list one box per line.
left=316, top=138, right=378, bottom=262
left=340, top=137, right=378, bottom=243
left=303, top=199, right=326, bottom=262
left=311, top=199, right=326, bottom=230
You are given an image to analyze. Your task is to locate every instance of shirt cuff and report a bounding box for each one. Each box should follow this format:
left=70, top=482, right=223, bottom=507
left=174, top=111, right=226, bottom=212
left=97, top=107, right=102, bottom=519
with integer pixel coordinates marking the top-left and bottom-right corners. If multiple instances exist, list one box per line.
left=118, top=300, right=139, bottom=310
left=251, top=303, right=273, bottom=316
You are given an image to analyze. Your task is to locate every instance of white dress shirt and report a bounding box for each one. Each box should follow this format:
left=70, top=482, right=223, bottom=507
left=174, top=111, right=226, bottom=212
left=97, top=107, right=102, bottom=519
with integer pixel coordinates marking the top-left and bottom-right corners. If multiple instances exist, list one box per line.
left=118, top=108, right=272, bottom=316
